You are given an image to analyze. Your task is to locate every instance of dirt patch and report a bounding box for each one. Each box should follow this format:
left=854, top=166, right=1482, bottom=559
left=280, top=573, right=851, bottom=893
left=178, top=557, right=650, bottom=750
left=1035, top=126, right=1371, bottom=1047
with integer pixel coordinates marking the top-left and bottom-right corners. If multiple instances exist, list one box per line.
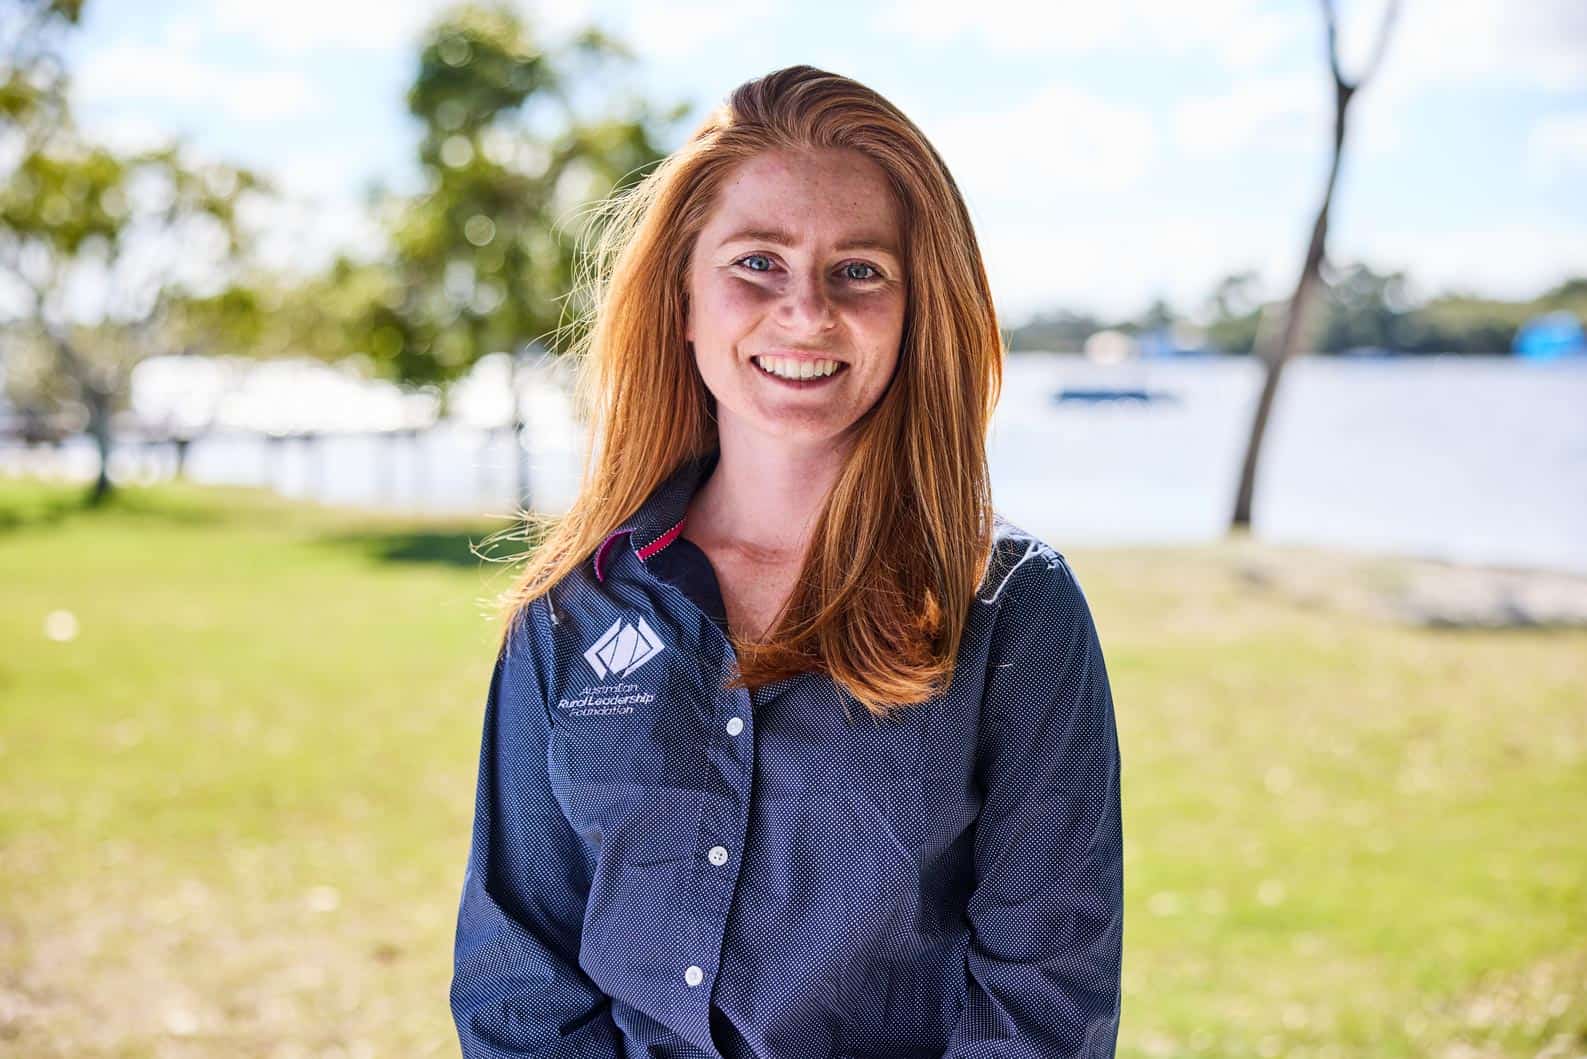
left=1224, top=538, right=1587, bottom=628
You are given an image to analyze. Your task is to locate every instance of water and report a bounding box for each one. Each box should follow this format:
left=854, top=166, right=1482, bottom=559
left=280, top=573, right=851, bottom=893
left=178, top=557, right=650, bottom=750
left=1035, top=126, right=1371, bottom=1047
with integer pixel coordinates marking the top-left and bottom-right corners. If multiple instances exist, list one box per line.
left=6, top=353, right=1584, bottom=574
left=990, top=354, right=1587, bottom=574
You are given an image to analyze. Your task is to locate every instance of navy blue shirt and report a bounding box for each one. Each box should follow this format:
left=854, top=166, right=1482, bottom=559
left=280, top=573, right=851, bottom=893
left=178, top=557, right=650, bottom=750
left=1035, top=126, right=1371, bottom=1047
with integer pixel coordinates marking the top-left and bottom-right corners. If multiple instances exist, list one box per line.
left=450, top=447, right=1124, bottom=1058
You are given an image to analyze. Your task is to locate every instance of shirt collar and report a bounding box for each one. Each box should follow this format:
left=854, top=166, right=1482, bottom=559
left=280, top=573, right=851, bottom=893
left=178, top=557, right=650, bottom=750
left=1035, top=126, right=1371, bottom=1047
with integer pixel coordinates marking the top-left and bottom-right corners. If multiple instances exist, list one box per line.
left=593, top=445, right=720, bottom=582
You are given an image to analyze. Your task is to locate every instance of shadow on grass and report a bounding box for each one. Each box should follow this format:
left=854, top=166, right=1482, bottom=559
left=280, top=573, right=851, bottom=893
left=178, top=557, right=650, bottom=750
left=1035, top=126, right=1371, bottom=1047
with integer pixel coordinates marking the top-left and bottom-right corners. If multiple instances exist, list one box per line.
left=0, top=492, right=84, bottom=534
left=319, top=522, right=547, bottom=569
left=2, top=476, right=556, bottom=572
left=0, top=480, right=235, bottom=535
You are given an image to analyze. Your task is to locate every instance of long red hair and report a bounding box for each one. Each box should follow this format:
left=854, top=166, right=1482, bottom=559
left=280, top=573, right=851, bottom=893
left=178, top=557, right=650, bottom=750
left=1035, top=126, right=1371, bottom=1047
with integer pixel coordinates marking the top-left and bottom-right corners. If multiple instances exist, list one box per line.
left=492, top=65, right=1004, bottom=720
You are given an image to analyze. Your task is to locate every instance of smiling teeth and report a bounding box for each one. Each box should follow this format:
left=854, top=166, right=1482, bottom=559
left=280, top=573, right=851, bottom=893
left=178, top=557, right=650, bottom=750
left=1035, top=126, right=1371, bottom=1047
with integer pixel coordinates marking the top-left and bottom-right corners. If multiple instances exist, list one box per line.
left=754, top=356, right=842, bottom=380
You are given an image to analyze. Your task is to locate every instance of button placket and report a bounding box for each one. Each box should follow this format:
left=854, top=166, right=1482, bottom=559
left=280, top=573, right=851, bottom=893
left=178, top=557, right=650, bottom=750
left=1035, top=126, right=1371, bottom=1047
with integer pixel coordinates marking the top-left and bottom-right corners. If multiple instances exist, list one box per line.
left=676, top=686, right=753, bottom=1031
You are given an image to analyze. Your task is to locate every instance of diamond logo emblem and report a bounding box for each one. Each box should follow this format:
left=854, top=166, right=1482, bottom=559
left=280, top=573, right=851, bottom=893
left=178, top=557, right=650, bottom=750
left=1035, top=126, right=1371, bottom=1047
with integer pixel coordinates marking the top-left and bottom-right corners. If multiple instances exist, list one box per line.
left=583, top=616, right=666, bottom=679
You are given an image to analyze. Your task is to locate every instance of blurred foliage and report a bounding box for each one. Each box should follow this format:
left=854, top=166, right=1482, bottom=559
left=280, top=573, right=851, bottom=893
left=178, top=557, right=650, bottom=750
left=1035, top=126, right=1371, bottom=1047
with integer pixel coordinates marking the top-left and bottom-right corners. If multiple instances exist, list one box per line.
left=0, top=0, right=275, bottom=499
left=1006, top=263, right=1587, bottom=356
left=1005, top=308, right=1109, bottom=352
left=306, top=0, right=690, bottom=391
left=0, top=0, right=83, bottom=140
left=0, top=128, right=271, bottom=474
left=1, top=0, right=692, bottom=484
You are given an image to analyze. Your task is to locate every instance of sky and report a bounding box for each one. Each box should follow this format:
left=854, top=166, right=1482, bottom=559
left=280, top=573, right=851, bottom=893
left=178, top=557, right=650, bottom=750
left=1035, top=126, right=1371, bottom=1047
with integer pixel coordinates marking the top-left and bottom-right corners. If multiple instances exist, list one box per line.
left=61, top=0, right=1587, bottom=325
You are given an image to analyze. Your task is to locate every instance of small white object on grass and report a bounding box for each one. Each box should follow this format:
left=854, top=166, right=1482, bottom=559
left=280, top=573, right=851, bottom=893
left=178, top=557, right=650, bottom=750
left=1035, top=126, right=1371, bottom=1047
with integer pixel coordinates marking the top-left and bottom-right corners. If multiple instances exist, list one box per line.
left=44, top=609, right=79, bottom=642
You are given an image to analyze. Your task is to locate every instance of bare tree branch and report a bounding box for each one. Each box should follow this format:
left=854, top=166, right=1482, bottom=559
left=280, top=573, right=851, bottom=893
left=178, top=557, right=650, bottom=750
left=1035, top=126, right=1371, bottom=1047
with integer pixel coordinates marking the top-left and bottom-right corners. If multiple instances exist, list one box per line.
left=1359, top=0, right=1402, bottom=87
left=1321, top=0, right=1344, bottom=87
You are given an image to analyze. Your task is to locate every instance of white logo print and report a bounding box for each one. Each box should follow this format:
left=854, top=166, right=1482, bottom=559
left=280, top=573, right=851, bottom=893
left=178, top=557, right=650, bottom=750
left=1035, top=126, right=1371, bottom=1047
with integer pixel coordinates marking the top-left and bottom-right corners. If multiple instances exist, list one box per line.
left=583, top=615, right=666, bottom=679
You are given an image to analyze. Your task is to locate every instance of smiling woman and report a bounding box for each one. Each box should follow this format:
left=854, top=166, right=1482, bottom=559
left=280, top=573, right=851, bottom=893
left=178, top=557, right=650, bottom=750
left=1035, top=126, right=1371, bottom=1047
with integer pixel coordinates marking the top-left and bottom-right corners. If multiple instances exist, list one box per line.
left=687, top=147, right=906, bottom=445
left=449, top=65, right=1124, bottom=1059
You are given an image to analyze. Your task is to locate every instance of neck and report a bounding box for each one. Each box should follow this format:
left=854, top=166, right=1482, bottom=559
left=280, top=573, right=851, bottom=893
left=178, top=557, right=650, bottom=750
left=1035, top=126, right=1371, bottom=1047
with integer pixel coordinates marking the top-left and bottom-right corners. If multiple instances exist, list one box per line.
left=686, top=423, right=849, bottom=562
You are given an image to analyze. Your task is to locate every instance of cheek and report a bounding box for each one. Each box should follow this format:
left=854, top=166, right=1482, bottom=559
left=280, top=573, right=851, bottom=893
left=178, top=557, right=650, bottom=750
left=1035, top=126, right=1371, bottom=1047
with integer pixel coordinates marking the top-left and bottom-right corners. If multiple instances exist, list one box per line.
left=844, top=292, right=907, bottom=360
left=697, top=277, right=774, bottom=332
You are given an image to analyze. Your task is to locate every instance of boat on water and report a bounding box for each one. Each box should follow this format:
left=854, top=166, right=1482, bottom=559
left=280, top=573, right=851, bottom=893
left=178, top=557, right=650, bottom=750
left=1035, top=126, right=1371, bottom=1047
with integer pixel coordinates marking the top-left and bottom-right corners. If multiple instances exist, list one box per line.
left=1052, top=386, right=1177, bottom=405
left=1049, top=326, right=1195, bottom=405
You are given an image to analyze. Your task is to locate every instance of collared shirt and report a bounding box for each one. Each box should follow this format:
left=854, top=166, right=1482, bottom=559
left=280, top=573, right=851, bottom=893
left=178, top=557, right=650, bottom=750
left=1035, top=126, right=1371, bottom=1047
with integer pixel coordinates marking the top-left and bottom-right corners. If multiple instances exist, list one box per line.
left=450, top=447, right=1124, bottom=1059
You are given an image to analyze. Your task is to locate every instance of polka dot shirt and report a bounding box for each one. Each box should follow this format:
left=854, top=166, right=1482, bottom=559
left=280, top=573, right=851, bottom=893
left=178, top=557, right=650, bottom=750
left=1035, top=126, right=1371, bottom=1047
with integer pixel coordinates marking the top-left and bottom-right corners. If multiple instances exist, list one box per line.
left=450, top=447, right=1124, bottom=1058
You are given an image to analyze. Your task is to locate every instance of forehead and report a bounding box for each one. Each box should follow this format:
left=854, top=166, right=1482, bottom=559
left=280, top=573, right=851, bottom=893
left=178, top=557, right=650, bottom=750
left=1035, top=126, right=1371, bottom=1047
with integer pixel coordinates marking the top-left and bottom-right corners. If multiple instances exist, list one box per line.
left=700, top=148, right=903, bottom=249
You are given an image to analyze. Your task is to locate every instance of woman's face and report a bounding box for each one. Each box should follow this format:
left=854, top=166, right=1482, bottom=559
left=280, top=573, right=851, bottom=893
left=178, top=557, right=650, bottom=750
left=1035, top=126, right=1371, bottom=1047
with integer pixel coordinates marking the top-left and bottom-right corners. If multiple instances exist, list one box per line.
left=685, top=147, right=907, bottom=453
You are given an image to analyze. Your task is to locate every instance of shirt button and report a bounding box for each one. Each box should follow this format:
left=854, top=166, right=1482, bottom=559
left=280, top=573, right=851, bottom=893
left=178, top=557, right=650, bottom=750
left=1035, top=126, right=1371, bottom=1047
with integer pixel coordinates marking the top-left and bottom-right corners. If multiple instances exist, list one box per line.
left=707, top=845, right=729, bottom=866
left=685, top=965, right=704, bottom=987
left=725, top=716, right=744, bottom=735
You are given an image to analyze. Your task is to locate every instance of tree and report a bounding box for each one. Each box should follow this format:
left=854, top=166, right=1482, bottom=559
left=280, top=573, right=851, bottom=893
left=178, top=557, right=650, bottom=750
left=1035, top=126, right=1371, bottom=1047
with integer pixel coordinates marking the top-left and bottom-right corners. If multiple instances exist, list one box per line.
left=329, top=1, right=686, bottom=508
left=1230, top=0, right=1401, bottom=530
left=1, top=0, right=82, bottom=140
left=1004, top=308, right=1107, bottom=353
left=1315, top=260, right=1412, bottom=352
left=0, top=0, right=82, bottom=441
left=0, top=114, right=270, bottom=501
left=1199, top=270, right=1266, bottom=354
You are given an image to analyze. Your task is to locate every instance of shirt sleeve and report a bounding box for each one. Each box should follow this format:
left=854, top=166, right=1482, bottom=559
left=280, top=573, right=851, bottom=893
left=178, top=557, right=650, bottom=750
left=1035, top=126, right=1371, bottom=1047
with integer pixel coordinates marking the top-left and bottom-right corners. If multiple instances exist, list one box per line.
left=944, top=550, right=1125, bottom=1059
left=450, top=605, right=627, bottom=1059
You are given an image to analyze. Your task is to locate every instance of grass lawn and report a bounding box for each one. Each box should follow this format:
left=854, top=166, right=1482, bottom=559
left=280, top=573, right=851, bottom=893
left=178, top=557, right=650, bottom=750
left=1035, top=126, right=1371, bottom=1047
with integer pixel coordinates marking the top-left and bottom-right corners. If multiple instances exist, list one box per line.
left=1, top=477, right=1583, bottom=1058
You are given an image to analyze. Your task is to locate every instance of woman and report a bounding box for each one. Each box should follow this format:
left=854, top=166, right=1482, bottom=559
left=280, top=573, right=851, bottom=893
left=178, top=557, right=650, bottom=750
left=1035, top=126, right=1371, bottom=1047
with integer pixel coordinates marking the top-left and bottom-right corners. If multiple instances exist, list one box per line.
left=451, top=65, right=1124, bottom=1059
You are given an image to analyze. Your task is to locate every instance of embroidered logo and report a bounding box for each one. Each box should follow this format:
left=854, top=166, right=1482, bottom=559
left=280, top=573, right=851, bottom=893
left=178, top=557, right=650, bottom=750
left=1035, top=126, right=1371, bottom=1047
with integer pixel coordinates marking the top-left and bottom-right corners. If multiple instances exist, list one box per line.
left=583, top=615, right=666, bottom=679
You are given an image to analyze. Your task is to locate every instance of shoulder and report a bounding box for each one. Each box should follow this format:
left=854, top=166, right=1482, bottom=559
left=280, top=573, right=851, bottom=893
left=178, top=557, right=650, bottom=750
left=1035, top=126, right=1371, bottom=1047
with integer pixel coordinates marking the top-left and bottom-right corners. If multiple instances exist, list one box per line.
left=976, top=513, right=1101, bottom=651
left=494, top=587, right=561, bottom=717
left=975, top=518, right=1113, bottom=742
left=979, top=513, right=1082, bottom=606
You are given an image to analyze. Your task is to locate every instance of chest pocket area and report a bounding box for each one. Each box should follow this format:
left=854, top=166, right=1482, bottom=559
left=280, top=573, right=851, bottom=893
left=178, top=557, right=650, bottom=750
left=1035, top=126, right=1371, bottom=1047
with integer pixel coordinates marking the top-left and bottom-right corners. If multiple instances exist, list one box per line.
left=546, top=709, right=710, bottom=791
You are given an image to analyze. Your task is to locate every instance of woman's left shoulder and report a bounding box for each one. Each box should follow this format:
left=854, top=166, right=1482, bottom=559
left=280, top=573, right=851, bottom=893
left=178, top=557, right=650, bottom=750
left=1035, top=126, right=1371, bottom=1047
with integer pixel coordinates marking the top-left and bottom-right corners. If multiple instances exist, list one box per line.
left=977, top=513, right=1090, bottom=614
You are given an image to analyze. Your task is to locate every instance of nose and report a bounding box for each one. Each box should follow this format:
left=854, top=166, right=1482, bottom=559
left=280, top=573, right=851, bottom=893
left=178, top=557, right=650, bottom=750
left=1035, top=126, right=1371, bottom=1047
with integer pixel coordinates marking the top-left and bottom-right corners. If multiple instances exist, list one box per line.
left=776, top=266, right=837, bottom=334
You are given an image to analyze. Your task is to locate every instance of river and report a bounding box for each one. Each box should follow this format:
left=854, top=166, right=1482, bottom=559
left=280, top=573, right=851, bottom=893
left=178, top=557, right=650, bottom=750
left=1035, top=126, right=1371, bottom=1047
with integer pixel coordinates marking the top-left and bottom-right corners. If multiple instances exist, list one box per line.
left=6, top=352, right=1584, bottom=575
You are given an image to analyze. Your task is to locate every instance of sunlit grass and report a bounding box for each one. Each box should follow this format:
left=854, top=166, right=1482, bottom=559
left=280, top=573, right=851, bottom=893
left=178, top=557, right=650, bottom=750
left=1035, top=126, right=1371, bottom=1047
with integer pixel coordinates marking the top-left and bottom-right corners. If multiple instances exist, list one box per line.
left=2, top=477, right=1583, bottom=1058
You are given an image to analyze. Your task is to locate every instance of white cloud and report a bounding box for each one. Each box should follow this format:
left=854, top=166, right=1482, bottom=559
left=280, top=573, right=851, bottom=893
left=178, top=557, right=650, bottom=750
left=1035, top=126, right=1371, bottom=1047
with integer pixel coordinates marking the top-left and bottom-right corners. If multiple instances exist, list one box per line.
left=1173, top=73, right=1326, bottom=158
left=207, top=0, right=604, bottom=55
left=1527, top=112, right=1587, bottom=182
left=926, top=81, right=1157, bottom=208
left=1347, top=222, right=1587, bottom=301
left=79, top=112, right=178, bottom=154
left=75, top=44, right=315, bottom=121
left=992, top=213, right=1587, bottom=324
left=274, top=147, right=379, bottom=202
left=870, top=0, right=1307, bottom=67
left=984, top=212, right=1310, bottom=322
left=209, top=0, right=438, bottom=55
left=626, top=0, right=780, bottom=59
left=1375, top=0, right=1587, bottom=96
left=1172, top=66, right=1408, bottom=162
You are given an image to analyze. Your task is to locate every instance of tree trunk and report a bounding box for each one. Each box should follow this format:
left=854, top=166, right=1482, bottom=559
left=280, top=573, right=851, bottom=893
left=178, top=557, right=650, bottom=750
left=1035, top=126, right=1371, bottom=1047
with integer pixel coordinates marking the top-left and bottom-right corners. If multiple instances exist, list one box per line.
left=1230, top=0, right=1398, bottom=531
left=85, top=387, right=114, bottom=506
left=43, top=329, right=120, bottom=506
left=1231, top=230, right=1329, bottom=529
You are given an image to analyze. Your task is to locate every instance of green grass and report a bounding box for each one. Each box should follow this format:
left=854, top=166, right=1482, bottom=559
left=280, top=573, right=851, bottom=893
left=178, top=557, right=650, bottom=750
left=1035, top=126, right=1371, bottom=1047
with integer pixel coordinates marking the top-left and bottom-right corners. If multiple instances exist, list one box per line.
left=2, top=477, right=1583, bottom=1058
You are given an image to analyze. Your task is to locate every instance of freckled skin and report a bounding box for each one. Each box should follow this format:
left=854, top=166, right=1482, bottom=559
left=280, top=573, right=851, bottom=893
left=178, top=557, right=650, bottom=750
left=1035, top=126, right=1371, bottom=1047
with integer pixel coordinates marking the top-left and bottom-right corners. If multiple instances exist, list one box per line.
left=684, top=147, right=908, bottom=449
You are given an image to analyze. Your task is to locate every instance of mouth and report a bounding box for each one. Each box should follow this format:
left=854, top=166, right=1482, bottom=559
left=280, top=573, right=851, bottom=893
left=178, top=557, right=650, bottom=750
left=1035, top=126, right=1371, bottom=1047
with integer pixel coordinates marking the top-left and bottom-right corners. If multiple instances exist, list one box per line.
left=750, top=354, right=849, bottom=389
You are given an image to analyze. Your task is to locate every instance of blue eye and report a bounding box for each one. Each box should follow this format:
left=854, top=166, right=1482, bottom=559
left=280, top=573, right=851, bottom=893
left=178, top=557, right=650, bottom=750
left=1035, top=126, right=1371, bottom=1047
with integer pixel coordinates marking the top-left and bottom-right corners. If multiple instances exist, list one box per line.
left=843, top=262, right=880, bottom=282
left=738, top=254, right=773, bottom=272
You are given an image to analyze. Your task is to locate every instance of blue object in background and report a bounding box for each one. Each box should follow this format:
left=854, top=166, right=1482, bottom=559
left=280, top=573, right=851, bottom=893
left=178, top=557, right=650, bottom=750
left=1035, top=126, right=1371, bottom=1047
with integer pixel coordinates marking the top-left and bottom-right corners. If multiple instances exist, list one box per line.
left=1514, top=311, right=1587, bottom=359
left=1137, top=326, right=1210, bottom=358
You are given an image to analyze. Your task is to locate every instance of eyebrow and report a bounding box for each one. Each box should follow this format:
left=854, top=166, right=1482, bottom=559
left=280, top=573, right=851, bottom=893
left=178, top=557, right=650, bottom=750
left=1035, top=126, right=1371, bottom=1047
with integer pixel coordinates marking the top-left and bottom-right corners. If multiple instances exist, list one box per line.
left=717, top=225, right=901, bottom=258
